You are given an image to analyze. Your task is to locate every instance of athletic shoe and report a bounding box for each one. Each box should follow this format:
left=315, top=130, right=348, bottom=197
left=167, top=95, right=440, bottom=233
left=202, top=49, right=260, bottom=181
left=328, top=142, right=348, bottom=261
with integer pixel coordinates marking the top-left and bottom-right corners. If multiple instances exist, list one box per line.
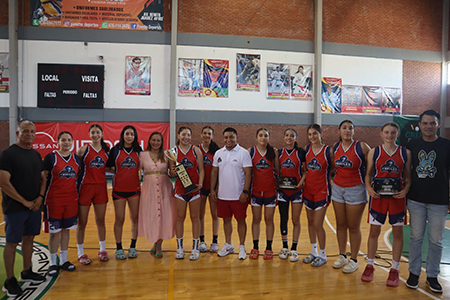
left=406, top=272, right=419, bottom=289
left=426, top=277, right=443, bottom=293
left=332, top=254, right=348, bottom=269
left=175, top=249, right=185, bottom=259
left=199, top=242, right=208, bottom=253
left=210, top=243, right=219, bottom=253
left=2, top=277, right=23, bottom=297
left=279, top=248, right=289, bottom=260
left=386, top=269, right=399, bottom=287
left=189, top=249, right=200, bottom=261
left=238, top=245, right=247, bottom=260
left=218, top=243, right=235, bottom=257
left=302, top=253, right=316, bottom=264
left=342, top=259, right=358, bottom=274
left=289, top=250, right=299, bottom=262
left=20, top=269, right=46, bottom=283
left=311, top=256, right=327, bottom=267
left=361, top=265, right=374, bottom=282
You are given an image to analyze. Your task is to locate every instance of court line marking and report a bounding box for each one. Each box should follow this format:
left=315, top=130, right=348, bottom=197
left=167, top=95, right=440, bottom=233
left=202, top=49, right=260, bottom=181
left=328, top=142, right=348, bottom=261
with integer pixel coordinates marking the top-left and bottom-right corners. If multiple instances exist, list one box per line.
left=325, top=215, right=438, bottom=299
left=0, top=222, right=4, bottom=226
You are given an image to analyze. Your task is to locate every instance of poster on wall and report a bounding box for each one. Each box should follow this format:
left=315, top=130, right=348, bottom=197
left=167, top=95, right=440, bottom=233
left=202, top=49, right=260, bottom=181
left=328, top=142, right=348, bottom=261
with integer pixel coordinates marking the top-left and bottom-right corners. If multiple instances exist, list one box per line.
left=267, top=63, right=290, bottom=99
left=321, top=77, right=341, bottom=113
left=362, top=86, right=382, bottom=114
left=290, top=64, right=312, bottom=100
left=236, top=53, right=260, bottom=91
left=125, top=56, right=151, bottom=95
left=203, top=59, right=229, bottom=98
left=0, top=53, right=9, bottom=93
left=37, top=63, right=104, bottom=109
left=30, top=0, right=164, bottom=31
left=382, top=87, right=402, bottom=115
left=341, top=85, right=362, bottom=113
left=178, top=59, right=203, bottom=97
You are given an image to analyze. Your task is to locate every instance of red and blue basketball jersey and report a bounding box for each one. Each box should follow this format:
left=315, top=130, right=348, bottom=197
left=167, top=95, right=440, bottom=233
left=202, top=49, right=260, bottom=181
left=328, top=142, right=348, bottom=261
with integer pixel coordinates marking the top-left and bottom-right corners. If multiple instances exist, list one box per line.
left=199, top=144, right=213, bottom=191
left=175, top=145, right=199, bottom=195
left=373, top=145, right=407, bottom=184
left=45, top=152, right=80, bottom=205
left=250, top=146, right=277, bottom=196
left=78, top=144, right=108, bottom=186
left=303, top=144, right=332, bottom=197
left=278, top=148, right=304, bottom=196
left=333, top=141, right=366, bottom=187
left=111, top=145, right=141, bottom=192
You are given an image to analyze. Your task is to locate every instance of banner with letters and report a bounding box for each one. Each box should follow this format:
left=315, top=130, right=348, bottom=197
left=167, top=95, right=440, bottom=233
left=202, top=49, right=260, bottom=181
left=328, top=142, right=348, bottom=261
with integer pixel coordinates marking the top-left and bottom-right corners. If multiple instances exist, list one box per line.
left=236, top=54, right=260, bottom=91
left=382, top=87, right=402, bottom=115
left=203, top=59, right=229, bottom=98
left=290, top=64, right=312, bottom=100
left=125, top=56, right=151, bottom=95
left=362, top=86, right=382, bottom=114
left=267, top=63, right=290, bottom=99
left=321, top=77, right=342, bottom=113
left=178, top=59, right=203, bottom=97
left=341, top=85, right=362, bottom=113
left=0, top=53, right=9, bottom=93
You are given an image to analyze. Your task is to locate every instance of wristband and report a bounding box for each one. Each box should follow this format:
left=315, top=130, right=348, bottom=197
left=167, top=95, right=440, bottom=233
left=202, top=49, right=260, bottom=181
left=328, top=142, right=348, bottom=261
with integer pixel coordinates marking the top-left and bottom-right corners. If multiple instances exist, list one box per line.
left=39, top=194, right=45, bottom=198
left=243, top=190, right=249, bottom=194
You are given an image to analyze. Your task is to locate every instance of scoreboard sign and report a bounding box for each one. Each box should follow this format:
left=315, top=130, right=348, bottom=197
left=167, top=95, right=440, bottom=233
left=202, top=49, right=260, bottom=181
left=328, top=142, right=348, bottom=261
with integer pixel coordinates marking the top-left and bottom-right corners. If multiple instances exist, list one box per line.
left=38, top=64, right=104, bottom=109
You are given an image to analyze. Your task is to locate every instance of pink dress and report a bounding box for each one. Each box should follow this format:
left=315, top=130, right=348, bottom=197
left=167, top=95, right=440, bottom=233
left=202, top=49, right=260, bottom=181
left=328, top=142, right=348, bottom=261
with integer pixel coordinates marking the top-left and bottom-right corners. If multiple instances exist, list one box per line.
left=138, top=151, right=176, bottom=243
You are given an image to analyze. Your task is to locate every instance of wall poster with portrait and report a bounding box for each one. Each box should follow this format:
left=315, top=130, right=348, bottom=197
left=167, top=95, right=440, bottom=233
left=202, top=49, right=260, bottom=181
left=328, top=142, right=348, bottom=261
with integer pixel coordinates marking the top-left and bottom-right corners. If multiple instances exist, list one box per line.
left=236, top=53, right=260, bottom=91
left=125, top=56, right=151, bottom=95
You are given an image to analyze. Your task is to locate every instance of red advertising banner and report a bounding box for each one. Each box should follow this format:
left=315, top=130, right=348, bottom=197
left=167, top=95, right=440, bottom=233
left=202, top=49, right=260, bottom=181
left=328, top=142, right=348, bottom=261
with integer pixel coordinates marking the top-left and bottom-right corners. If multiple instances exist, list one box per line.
left=33, top=122, right=169, bottom=158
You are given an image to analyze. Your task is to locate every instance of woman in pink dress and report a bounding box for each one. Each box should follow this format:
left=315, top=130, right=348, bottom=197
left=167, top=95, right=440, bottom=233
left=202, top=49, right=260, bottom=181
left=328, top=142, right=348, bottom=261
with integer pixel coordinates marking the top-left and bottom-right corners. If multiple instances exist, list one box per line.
left=138, top=132, right=176, bottom=258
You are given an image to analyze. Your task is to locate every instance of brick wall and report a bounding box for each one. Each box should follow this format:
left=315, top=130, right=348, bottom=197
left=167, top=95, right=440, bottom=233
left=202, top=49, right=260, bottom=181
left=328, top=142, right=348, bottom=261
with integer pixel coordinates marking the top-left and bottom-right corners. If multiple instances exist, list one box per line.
left=0, top=121, right=10, bottom=151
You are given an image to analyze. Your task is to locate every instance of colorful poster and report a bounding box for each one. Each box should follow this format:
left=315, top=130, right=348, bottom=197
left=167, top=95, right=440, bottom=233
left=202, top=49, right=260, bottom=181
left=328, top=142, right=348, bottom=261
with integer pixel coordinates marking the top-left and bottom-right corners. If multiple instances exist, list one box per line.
left=382, top=87, right=402, bottom=115
left=0, top=53, right=8, bottom=93
left=341, top=85, right=362, bottom=113
left=290, top=64, right=312, bottom=100
left=31, top=0, right=164, bottom=31
left=362, top=86, right=382, bottom=114
left=203, top=59, right=229, bottom=98
left=178, top=59, right=203, bottom=97
left=125, top=56, right=151, bottom=95
left=321, top=77, right=342, bottom=113
left=236, top=54, right=260, bottom=91
left=267, top=63, right=290, bottom=99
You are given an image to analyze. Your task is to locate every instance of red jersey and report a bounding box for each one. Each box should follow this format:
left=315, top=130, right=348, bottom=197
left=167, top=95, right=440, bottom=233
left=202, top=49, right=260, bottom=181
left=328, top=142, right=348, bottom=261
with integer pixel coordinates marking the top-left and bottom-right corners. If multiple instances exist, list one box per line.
left=373, top=145, right=407, bottom=184
left=199, top=144, right=213, bottom=191
left=110, top=145, right=141, bottom=192
left=304, top=145, right=332, bottom=197
left=175, top=145, right=199, bottom=195
left=78, top=144, right=108, bottom=186
left=333, top=141, right=366, bottom=187
left=44, top=152, right=80, bottom=205
left=250, top=146, right=276, bottom=195
left=278, top=148, right=304, bottom=196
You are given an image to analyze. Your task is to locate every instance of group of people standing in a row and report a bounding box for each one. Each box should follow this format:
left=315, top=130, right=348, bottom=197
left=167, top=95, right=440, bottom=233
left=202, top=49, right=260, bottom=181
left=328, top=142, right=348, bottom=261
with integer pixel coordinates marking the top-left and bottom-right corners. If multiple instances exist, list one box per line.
left=1, top=109, right=449, bottom=298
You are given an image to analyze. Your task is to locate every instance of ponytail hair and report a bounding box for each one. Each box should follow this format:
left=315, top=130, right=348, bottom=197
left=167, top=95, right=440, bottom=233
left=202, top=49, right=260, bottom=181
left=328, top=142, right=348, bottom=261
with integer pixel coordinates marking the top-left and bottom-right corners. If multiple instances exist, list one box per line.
left=201, top=126, right=220, bottom=155
left=89, top=124, right=110, bottom=153
left=256, top=127, right=275, bottom=161
left=284, top=128, right=302, bottom=151
left=177, top=126, right=192, bottom=145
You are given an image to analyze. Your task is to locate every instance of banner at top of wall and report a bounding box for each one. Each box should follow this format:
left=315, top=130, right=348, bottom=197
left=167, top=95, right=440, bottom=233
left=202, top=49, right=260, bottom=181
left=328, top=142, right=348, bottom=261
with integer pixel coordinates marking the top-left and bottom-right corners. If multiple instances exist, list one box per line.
left=30, top=0, right=164, bottom=31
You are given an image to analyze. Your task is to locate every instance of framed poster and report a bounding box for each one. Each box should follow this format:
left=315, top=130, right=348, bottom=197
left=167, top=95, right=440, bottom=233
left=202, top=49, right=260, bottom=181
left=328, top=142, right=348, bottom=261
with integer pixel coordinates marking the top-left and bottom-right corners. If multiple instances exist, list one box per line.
left=321, top=77, right=342, bottom=113
left=236, top=54, right=260, bottom=91
left=178, top=59, right=203, bottom=97
left=290, top=64, right=312, bottom=100
left=125, top=56, right=151, bottom=95
left=267, top=63, right=289, bottom=99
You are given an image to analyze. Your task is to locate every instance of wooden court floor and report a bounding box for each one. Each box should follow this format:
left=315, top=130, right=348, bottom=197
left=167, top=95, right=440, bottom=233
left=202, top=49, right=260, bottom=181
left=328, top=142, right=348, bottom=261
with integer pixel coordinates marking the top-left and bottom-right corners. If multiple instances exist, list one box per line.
left=1, top=185, right=450, bottom=299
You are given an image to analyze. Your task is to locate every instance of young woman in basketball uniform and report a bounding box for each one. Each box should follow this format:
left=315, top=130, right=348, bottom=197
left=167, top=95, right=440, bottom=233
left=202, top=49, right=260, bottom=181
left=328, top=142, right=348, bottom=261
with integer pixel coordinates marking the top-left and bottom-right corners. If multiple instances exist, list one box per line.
left=76, top=124, right=110, bottom=264
left=169, top=127, right=205, bottom=261
left=277, top=128, right=305, bottom=262
left=332, top=120, right=370, bottom=274
left=106, top=125, right=142, bottom=260
left=361, top=122, right=411, bottom=286
left=249, top=128, right=280, bottom=260
left=198, top=126, right=220, bottom=253
left=301, top=124, right=333, bottom=267
left=43, top=131, right=80, bottom=276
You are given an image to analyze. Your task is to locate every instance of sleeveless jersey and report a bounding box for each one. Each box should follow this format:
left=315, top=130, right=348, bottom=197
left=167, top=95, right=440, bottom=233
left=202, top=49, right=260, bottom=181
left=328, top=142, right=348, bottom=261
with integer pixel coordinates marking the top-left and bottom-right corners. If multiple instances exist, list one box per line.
left=278, top=148, right=304, bottom=196
left=78, top=144, right=108, bottom=186
left=175, top=145, right=199, bottom=195
left=304, top=144, right=332, bottom=197
left=333, top=141, right=366, bottom=187
left=45, top=152, right=80, bottom=205
left=373, top=145, right=407, bottom=185
left=250, top=146, right=276, bottom=195
left=199, top=144, right=213, bottom=191
left=111, top=145, right=141, bottom=192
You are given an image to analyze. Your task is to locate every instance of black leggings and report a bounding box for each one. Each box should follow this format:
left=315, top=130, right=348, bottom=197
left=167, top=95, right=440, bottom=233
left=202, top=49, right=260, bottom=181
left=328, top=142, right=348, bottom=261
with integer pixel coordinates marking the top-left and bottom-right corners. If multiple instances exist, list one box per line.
left=279, top=201, right=289, bottom=236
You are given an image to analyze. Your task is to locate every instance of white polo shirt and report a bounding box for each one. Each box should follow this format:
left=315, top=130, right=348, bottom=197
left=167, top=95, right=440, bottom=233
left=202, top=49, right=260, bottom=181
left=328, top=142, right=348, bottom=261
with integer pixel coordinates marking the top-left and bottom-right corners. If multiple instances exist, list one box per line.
left=212, top=144, right=252, bottom=200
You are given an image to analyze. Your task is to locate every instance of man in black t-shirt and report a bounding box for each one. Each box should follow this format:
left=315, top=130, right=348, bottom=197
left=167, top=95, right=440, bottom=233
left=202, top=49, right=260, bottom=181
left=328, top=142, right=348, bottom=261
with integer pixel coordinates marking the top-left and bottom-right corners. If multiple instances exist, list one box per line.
left=405, top=110, right=450, bottom=294
left=0, top=121, right=46, bottom=297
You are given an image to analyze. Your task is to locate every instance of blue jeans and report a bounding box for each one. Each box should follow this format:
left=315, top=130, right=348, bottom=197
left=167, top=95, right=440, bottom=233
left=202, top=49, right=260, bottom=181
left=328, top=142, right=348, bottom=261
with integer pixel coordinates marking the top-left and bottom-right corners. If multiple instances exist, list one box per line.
left=407, top=199, right=448, bottom=278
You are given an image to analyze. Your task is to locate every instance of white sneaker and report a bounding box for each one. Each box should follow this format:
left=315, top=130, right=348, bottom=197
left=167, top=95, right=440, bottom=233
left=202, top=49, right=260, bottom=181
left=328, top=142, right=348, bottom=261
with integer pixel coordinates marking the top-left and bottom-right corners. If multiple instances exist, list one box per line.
left=199, top=242, right=208, bottom=253
left=175, top=249, right=185, bottom=259
left=342, top=259, right=358, bottom=273
left=333, top=254, right=348, bottom=269
left=189, top=249, right=200, bottom=261
left=217, top=243, right=234, bottom=257
left=210, top=243, right=219, bottom=253
left=238, top=245, right=247, bottom=260
left=279, top=248, right=289, bottom=260
left=289, top=250, right=299, bottom=262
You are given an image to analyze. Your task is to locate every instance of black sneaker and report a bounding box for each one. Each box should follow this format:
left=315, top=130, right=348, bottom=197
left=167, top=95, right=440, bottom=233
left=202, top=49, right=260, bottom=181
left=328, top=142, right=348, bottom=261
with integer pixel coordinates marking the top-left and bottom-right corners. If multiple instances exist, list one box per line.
left=20, top=269, right=46, bottom=283
left=426, top=277, right=443, bottom=293
left=2, top=277, right=23, bottom=297
left=406, top=272, right=419, bottom=289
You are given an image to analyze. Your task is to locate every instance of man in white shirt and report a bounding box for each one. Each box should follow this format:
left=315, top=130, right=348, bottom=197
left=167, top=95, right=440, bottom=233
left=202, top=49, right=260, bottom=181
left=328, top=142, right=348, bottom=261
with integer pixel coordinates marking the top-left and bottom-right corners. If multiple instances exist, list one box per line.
left=210, top=127, right=252, bottom=260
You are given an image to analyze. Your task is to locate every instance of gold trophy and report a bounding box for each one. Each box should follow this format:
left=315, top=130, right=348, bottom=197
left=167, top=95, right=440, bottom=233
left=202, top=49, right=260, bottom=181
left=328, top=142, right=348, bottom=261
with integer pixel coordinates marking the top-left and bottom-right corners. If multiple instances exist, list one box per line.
left=165, top=147, right=197, bottom=194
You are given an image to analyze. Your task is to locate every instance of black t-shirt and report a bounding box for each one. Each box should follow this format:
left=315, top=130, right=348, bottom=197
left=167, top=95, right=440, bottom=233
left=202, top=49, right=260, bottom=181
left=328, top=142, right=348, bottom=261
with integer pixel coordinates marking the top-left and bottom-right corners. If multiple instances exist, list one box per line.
left=0, top=144, right=43, bottom=214
left=407, top=137, right=450, bottom=205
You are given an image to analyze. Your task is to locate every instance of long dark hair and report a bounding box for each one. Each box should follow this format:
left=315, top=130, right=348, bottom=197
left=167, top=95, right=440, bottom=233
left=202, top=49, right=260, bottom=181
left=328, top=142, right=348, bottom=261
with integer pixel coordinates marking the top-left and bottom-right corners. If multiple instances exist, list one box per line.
left=307, top=124, right=323, bottom=144
left=117, top=125, right=141, bottom=152
left=338, top=119, right=354, bottom=142
left=256, top=127, right=275, bottom=161
left=177, top=126, right=192, bottom=145
left=146, top=132, right=165, bottom=162
left=89, top=124, right=110, bottom=153
left=201, top=126, right=219, bottom=155
left=284, top=128, right=301, bottom=151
